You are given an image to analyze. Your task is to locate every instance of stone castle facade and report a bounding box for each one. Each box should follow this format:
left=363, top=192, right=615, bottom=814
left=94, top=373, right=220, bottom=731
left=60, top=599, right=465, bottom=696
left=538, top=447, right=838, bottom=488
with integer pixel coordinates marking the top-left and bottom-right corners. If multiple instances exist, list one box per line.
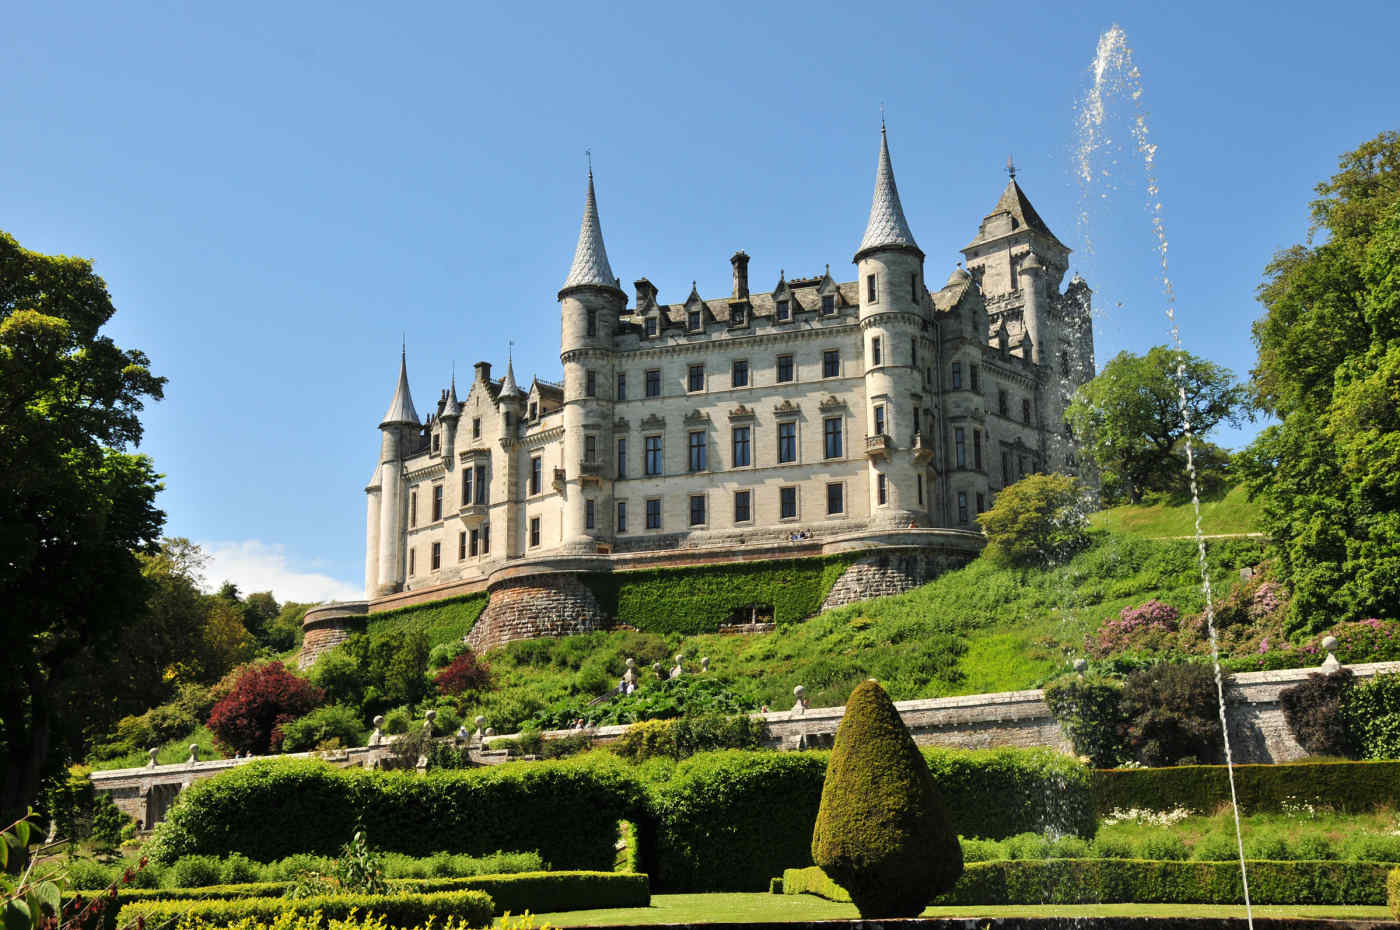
left=355, top=129, right=1095, bottom=651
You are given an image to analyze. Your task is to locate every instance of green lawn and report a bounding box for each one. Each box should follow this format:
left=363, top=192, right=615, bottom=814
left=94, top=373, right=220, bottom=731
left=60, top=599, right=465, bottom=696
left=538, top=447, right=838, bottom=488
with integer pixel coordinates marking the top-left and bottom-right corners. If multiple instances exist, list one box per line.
left=528, top=893, right=1390, bottom=925
left=89, top=724, right=224, bottom=771
left=1089, top=484, right=1261, bottom=538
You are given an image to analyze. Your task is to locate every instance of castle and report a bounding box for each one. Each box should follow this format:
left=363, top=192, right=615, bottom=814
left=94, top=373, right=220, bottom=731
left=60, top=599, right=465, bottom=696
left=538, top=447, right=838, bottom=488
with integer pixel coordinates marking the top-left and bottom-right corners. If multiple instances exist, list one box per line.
left=344, top=128, right=1095, bottom=656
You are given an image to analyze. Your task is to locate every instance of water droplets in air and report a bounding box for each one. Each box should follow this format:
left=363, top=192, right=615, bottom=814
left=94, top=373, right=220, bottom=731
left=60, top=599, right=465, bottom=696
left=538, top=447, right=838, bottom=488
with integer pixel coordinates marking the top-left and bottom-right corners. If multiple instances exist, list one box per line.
left=1074, top=24, right=1254, bottom=928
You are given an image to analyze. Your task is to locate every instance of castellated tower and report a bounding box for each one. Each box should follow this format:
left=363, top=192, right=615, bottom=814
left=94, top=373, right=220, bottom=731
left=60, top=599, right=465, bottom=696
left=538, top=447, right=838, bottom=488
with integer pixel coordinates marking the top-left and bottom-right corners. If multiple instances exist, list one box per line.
left=557, top=170, right=625, bottom=553
left=855, top=126, right=930, bottom=528
left=366, top=350, right=420, bottom=597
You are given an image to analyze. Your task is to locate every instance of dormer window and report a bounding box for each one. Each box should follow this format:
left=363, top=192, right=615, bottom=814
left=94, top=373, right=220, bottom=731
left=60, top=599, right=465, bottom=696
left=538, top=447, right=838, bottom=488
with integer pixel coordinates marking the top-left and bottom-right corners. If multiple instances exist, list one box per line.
left=529, top=402, right=538, bottom=420
left=687, top=309, right=702, bottom=331
left=645, top=316, right=658, bottom=337
left=431, top=432, right=441, bottom=454
left=821, top=294, right=835, bottom=314
left=776, top=299, right=790, bottom=321
left=732, top=306, right=746, bottom=326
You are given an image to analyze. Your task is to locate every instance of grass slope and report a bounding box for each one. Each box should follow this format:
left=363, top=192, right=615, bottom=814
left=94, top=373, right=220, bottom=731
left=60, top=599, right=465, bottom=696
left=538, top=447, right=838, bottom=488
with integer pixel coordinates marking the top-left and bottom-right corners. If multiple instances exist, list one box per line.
left=456, top=532, right=1264, bottom=731
left=1089, top=484, right=1261, bottom=539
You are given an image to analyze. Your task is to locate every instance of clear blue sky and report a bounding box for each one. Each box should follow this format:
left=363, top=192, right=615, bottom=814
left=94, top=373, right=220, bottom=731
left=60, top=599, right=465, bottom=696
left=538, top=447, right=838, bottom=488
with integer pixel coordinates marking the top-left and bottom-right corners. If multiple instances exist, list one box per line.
left=5, top=1, right=1396, bottom=602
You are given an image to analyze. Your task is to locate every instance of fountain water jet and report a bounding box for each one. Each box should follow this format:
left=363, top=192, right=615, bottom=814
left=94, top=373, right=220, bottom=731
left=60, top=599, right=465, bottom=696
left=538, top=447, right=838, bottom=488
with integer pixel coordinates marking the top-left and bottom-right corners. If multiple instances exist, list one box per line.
left=1075, top=24, right=1254, bottom=927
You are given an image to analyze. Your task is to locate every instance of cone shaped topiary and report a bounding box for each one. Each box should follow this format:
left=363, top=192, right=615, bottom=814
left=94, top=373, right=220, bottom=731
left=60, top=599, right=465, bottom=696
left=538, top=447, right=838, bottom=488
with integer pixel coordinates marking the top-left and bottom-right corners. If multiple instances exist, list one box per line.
left=811, top=679, right=962, bottom=917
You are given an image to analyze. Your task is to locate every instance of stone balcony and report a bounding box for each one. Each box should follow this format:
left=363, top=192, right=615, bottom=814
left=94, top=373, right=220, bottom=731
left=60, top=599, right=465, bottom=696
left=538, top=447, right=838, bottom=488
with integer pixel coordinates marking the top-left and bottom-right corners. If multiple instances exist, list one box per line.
left=458, top=503, right=489, bottom=523
left=913, top=432, right=934, bottom=465
left=865, top=433, right=892, bottom=460
left=578, top=460, right=604, bottom=486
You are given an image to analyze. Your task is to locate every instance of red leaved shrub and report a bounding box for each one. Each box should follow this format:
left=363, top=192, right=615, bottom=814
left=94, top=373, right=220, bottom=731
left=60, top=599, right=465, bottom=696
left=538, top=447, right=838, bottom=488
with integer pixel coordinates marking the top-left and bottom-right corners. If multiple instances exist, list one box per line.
left=434, top=650, right=492, bottom=696
left=207, top=661, right=322, bottom=754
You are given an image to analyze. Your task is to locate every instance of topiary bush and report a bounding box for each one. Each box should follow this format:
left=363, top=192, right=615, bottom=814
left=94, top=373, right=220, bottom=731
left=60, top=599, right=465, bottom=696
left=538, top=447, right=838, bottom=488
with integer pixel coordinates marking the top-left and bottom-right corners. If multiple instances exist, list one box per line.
left=1120, top=662, right=1223, bottom=766
left=1092, top=759, right=1400, bottom=815
left=1280, top=668, right=1356, bottom=757
left=810, top=680, right=962, bottom=917
left=206, top=661, right=323, bottom=754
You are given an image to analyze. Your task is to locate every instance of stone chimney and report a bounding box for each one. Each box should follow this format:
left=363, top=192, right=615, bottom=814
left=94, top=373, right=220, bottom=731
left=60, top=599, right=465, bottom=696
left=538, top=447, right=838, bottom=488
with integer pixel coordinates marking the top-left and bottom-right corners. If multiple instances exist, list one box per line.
left=634, top=278, right=658, bottom=310
left=473, top=360, right=492, bottom=383
left=731, top=251, right=750, bottom=299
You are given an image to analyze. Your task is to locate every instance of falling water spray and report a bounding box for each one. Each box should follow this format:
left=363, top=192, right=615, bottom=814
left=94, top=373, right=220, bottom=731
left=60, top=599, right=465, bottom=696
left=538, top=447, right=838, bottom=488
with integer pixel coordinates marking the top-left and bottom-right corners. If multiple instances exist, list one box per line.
left=1075, top=24, right=1254, bottom=927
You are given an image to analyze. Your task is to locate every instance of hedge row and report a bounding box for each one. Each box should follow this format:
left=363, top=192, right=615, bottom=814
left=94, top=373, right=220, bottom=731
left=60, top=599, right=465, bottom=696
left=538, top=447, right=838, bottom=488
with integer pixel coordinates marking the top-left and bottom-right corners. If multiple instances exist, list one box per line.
left=1092, top=760, right=1400, bottom=815
left=117, top=890, right=494, bottom=930
left=785, top=859, right=1394, bottom=906
left=582, top=555, right=856, bottom=634
left=146, top=756, right=648, bottom=868
left=646, top=747, right=1094, bottom=892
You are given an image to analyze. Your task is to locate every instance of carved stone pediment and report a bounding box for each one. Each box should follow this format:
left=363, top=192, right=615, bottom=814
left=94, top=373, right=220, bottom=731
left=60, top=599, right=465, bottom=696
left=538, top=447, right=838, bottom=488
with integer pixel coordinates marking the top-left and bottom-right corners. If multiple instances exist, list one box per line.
left=818, top=395, right=846, bottom=411
left=728, top=404, right=756, bottom=422
left=613, top=418, right=630, bottom=432
left=773, top=399, right=799, bottom=418
left=640, top=413, right=666, bottom=430
left=683, top=408, right=711, bottom=425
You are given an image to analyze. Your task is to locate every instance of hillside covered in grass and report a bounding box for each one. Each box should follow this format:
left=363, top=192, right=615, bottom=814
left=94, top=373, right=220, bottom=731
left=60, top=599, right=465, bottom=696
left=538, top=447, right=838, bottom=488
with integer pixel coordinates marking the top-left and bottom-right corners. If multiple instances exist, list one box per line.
left=1088, top=484, right=1261, bottom=539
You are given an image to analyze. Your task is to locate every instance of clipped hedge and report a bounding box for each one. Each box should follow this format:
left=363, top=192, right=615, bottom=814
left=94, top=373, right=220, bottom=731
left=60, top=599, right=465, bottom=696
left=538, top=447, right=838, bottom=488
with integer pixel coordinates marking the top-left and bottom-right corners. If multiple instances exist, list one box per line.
left=645, top=746, right=1093, bottom=893
left=365, top=593, right=489, bottom=645
left=583, top=555, right=856, bottom=634
left=785, top=859, right=1393, bottom=906
left=1092, top=760, right=1400, bottom=815
left=147, top=755, right=647, bottom=868
left=117, top=890, right=494, bottom=930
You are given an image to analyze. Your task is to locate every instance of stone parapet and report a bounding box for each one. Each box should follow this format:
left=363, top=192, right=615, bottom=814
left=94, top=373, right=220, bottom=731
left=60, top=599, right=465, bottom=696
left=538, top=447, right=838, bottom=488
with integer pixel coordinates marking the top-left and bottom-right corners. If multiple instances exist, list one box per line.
left=299, top=601, right=369, bottom=669
left=467, top=572, right=609, bottom=652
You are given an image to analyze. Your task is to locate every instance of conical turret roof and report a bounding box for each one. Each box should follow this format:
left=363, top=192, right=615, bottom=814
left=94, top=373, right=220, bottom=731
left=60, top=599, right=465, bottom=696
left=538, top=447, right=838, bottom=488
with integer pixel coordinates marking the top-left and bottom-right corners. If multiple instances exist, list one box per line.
left=498, top=355, right=522, bottom=400
left=855, top=126, right=922, bottom=260
left=440, top=374, right=461, bottom=419
left=561, top=170, right=618, bottom=291
left=380, top=349, right=420, bottom=426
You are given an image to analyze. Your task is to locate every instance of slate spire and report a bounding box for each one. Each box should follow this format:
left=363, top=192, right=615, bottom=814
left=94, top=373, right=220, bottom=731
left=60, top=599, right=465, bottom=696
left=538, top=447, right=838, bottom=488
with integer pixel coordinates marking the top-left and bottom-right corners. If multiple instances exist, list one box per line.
left=561, top=170, right=618, bottom=291
left=855, top=125, right=922, bottom=260
left=380, top=347, right=420, bottom=426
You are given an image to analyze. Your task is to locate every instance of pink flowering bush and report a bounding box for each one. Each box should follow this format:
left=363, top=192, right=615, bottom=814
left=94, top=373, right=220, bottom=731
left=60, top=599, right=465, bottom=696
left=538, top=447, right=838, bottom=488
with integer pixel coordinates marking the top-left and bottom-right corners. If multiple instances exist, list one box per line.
left=1086, top=600, right=1181, bottom=658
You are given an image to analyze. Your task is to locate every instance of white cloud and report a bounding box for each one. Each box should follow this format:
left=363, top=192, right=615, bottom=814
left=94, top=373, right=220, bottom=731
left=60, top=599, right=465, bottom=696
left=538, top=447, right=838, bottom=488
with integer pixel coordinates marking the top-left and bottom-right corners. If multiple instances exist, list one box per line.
left=200, top=540, right=361, bottom=604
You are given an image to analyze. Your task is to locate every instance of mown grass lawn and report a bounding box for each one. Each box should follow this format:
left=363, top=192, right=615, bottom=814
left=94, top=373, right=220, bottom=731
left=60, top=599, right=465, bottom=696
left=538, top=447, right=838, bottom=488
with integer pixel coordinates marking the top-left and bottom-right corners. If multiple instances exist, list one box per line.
left=528, top=893, right=1390, bottom=925
left=1089, top=484, right=1261, bottom=539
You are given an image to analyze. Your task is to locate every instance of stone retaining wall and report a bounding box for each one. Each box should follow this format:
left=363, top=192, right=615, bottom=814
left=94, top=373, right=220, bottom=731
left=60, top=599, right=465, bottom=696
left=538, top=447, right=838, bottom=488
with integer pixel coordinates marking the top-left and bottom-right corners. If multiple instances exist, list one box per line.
left=297, top=602, right=369, bottom=669
left=820, top=549, right=973, bottom=610
left=467, top=573, right=609, bottom=651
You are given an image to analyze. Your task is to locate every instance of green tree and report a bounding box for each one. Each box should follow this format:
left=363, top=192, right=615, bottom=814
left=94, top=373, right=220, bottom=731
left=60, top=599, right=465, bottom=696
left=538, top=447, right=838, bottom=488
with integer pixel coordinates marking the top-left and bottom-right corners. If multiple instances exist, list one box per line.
left=811, top=680, right=961, bottom=917
left=1067, top=346, right=1249, bottom=503
left=977, top=473, right=1090, bottom=567
left=0, top=231, right=165, bottom=820
left=1241, top=131, right=1400, bottom=632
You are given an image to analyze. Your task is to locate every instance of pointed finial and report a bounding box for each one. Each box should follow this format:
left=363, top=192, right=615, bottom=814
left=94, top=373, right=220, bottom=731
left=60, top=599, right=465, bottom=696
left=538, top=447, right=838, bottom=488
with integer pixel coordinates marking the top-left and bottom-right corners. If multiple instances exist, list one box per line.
left=880, top=102, right=886, bottom=132
left=586, top=149, right=592, bottom=175
left=1006, top=155, right=1016, bottom=180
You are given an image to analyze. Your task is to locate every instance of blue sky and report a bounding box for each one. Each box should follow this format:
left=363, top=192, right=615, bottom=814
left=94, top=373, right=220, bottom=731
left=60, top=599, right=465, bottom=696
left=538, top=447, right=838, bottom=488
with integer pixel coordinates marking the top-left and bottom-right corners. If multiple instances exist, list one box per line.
left=5, top=1, right=1397, bottom=602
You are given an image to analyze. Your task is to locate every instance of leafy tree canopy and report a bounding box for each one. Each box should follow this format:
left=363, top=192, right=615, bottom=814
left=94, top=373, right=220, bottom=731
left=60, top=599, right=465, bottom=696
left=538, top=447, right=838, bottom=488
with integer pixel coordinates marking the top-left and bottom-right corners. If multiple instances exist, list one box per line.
left=0, top=230, right=165, bottom=819
left=977, top=473, right=1091, bottom=568
left=1241, top=131, right=1400, bottom=632
left=1066, top=346, right=1249, bottom=503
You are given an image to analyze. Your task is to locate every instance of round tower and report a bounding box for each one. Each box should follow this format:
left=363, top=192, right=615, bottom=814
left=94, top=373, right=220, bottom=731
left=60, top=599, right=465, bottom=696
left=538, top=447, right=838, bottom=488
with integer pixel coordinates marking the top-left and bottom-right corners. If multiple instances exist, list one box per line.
left=558, top=169, right=624, bottom=552
left=1016, top=253, right=1046, bottom=366
left=372, top=349, right=419, bottom=596
left=854, top=125, right=928, bottom=528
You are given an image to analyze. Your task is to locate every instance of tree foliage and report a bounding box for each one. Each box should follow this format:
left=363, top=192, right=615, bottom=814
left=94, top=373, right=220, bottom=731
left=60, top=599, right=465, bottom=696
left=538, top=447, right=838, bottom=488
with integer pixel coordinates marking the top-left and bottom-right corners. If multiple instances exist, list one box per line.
left=1067, top=346, right=1249, bottom=503
left=0, top=231, right=166, bottom=820
left=206, top=662, right=323, bottom=755
left=1241, top=131, right=1400, bottom=632
left=977, top=473, right=1090, bottom=567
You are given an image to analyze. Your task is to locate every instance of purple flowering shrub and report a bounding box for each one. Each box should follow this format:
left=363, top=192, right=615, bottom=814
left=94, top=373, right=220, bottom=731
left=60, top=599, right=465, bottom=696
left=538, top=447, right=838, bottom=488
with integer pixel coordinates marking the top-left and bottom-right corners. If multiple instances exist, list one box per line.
left=1086, top=600, right=1181, bottom=658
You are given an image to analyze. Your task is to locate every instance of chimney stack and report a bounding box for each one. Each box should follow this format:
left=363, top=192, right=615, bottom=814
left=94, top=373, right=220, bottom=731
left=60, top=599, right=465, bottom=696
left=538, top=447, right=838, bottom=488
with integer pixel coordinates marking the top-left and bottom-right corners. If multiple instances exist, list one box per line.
left=730, top=251, right=750, bottom=299
left=473, top=361, right=492, bottom=383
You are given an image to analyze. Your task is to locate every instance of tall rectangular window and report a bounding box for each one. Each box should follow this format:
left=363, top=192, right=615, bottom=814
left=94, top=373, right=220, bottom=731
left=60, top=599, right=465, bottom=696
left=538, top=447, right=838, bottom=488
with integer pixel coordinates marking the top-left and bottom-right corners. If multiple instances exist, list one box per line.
left=732, top=359, right=749, bottom=387
left=529, top=456, right=541, bottom=495
left=528, top=402, right=537, bottom=421
left=877, top=473, right=888, bottom=505
left=776, top=354, right=794, bottom=383
left=645, top=435, right=662, bottom=475
left=470, top=528, right=479, bottom=556
left=732, top=426, right=750, bottom=467
left=462, top=467, right=472, bottom=505
left=951, top=362, right=962, bottom=389
left=911, top=338, right=918, bottom=367
left=584, top=434, right=597, bottom=463
left=688, top=430, right=706, bottom=472
left=408, top=548, right=416, bottom=576
left=826, top=482, right=844, bottom=515
left=1003, top=451, right=1012, bottom=485
left=529, top=516, right=540, bottom=548
left=645, top=368, right=661, bottom=397
left=871, top=336, right=882, bottom=366
left=432, top=484, right=443, bottom=522
left=822, top=294, right=835, bottom=314
left=999, top=389, right=1009, bottom=417
left=777, top=421, right=797, bottom=463
left=585, top=499, right=596, bottom=530
left=957, top=492, right=969, bottom=524
left=586, top=309, right=597, bottom=337
left=409, top=489, right=418, bottom=528
left=431, top=542, right=441, bottom=570
left=732, top=305, right=746, bottom=326
left=689, top=495, right=706, bottom=526
left=917, top=473, right=924, bottom=505
left=911, top=273, right=919, bottom=301
left=646, top=498, right=661, bottom=529
left=474, top=464, right=487, bottom=504
left=617, top=437, right=627, bottom=479
left=1023, top=398, right=1032, bottom=425
left=617, top=372, right=627, bottom=401
left=481, top=523, right=489, bottom=553
left=779, top=486, right=797, bottom=519
left=823, top=349, right=840, bottom=378
left=616, top=500, right=628, bottom=533
left=458, top=531, right=466, bottom=560
left=866, top=273, right=877, bottom=303
left=873, top=404, right=886, bottom=436
left=970, top=364, right=980, bottom=392
left=734, top=490, right=751, bottom=523
left=955, top=427, right=966, bottom=468
left=585, top=370, right=597, bottom=397
left=645, top=316, right=657, bottom=337
left=688, top=309, right=701, bottom=331
left=688, top=364, right=704, bottom=392
left=432, top=432, right=440, bottom=454
left=775, top=299, right=791, bottom=321
left=976, top=492, right=986, bottom=514
left=472, top=417, right=480, bottom=438
left=823, top=417, right=842, bottom=458
left=973, top=430, right=983, bottom=470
